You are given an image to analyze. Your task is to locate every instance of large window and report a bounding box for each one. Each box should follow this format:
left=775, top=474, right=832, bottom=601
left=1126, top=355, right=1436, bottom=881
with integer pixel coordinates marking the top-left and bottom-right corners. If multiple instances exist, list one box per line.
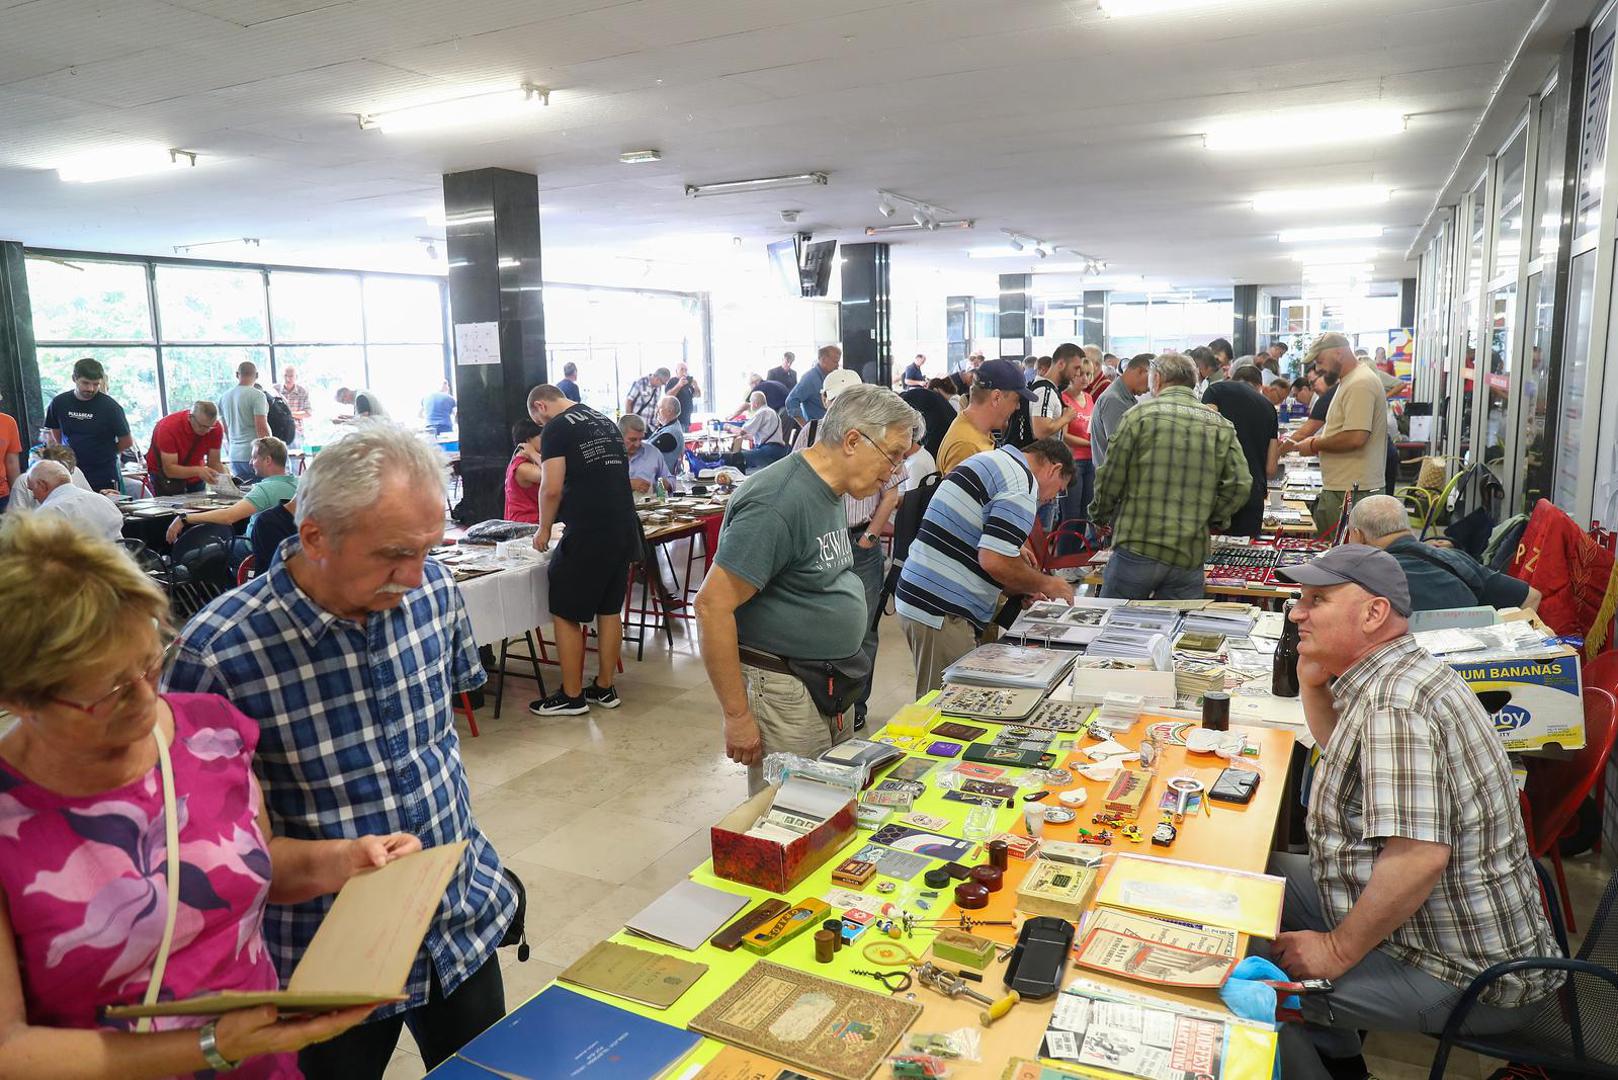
left=25, top=254, right=448, bottom=454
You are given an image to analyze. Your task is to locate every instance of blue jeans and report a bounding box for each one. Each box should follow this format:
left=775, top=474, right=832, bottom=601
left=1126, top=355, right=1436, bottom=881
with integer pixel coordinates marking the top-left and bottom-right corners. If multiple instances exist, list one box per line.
left=742, top=443, right=790, bottom=472
left=229, top=459, right=256, bottom=482
left=1100, top=545, right=1205, bottom=600
left=849, top=529, right=886, bottom=717
left=1056, top=459, right=1095, bottom=554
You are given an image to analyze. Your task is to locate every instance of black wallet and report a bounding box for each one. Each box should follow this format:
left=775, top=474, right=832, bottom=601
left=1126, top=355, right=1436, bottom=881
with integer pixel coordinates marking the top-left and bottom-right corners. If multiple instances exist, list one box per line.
left=1209, top=767, right=1261, bottom=804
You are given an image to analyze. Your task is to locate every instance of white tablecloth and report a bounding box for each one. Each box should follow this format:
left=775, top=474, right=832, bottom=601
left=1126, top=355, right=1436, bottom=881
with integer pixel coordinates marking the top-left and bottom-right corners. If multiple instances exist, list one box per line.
left=454, top=557, right=552, bottom=646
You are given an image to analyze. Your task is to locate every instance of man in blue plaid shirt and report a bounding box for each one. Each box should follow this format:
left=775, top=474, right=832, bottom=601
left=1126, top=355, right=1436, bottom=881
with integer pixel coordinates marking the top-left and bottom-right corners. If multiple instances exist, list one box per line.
left=164, top=423, right=514, bottom=1079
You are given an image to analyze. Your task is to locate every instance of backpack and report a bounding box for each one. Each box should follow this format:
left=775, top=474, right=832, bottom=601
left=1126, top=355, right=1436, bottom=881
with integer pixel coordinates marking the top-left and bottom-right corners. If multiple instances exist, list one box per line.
left=876, top=471, right=944, bottom=629
left=266, top=394, right=296, bottom=443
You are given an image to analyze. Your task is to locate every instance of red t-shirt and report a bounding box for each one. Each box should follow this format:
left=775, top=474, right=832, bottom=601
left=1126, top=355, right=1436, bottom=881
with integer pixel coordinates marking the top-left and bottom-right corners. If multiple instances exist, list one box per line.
left=0, top=412, right=20, bottom=498
left=145, top=410, right=223, bottom=476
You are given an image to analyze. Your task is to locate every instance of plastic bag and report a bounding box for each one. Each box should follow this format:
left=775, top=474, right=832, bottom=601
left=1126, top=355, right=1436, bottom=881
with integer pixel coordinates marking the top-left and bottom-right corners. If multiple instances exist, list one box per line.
left=904, top=1028, right=981, bottom=1062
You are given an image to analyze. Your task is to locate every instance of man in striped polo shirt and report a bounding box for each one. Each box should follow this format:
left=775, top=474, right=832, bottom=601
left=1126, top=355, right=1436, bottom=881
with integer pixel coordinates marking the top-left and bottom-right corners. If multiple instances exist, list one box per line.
left=895, top=436, right=1077, bottom=696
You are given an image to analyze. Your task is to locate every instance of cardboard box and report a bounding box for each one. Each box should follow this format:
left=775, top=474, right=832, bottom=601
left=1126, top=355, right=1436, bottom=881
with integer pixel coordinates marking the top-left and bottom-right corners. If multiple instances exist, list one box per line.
left=711, top=785, right=857, bottom=894
left=1448, top=648, right=1585, bottom=752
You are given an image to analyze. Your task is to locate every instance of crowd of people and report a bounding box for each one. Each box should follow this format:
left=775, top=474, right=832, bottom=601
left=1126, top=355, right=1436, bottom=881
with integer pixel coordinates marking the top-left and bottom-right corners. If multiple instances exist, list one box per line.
left=0, top=334, right=1563, bottom=1080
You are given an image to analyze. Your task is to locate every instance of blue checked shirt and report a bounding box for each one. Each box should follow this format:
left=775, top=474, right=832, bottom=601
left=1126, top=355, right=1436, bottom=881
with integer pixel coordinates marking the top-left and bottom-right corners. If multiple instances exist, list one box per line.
left=161, top=542, right=514, bottom=1020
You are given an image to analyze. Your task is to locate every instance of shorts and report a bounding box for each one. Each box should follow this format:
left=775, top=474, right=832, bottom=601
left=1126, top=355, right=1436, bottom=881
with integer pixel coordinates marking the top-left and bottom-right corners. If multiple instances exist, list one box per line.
left=547, top=537, right=633, bottom=623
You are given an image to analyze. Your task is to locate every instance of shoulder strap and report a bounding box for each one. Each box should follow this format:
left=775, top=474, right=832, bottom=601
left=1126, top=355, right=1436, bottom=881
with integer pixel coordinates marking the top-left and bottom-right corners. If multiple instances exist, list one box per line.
left=135, top=723, right=182, bottom=1034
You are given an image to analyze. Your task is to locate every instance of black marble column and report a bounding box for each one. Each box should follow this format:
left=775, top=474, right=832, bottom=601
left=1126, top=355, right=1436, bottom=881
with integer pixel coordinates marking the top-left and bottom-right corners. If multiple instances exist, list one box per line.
left=946, top=295, right=972, bottom=372
left=0, top=241, right=40, bottom=450
left=840, top=242, right=891, bottom=386
left=442, top=168, right=547, bottom=522
left=1398, top=277, right=1417, bottom=329
left=998, top=274, right=1032, bottom=359
left=1082, top=290, right=1107, bottom=351
left=1233, top=284, right=1260, bottom=357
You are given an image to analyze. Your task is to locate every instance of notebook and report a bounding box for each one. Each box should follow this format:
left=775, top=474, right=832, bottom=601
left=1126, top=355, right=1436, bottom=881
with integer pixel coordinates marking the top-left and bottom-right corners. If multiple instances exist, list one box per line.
left=623, top=879, right=750, bottom=952
left=457, top=985, right=700, bottom=1079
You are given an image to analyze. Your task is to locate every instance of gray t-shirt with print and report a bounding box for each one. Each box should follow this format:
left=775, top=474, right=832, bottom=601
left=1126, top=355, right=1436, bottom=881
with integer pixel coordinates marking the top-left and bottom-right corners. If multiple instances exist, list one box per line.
left=714, top=453, right=865, bottom=660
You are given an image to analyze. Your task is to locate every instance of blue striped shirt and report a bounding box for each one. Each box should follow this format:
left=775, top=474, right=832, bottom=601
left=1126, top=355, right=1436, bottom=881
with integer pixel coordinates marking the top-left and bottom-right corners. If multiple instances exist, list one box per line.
left=895, top=446, right=1037, bottom=631
left=161, top=542, right=514, bottom=1020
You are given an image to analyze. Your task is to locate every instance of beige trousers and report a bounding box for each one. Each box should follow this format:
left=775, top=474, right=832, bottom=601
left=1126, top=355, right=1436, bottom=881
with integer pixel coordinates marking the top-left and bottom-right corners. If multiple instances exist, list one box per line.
left=742, top=663, right=849, bottom=795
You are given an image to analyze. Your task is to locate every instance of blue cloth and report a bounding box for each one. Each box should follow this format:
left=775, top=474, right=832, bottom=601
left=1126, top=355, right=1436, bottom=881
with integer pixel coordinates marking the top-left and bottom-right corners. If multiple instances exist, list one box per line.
left=557, top=377, right=582, bottom=403
left=1100, top=544, right=1205, bottom=600
left=784, top=365, right=828, bottom=420
left=895, top=446, right=1038, bottom=631
left=627, top=442, right=674, bottom=488
left=161, top=542, right=514, bottom=1021
left=425, top=392, right=456, bottom=432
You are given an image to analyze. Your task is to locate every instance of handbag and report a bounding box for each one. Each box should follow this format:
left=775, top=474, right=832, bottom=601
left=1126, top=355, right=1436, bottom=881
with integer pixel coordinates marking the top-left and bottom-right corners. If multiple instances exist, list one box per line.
left=135, top=724, right=182, bottom=1034
left=150, top=428, right=208, bottom=496
left=784, top=650, right=873, bottom=718
left=1416, top=456, right=1448, bottom=492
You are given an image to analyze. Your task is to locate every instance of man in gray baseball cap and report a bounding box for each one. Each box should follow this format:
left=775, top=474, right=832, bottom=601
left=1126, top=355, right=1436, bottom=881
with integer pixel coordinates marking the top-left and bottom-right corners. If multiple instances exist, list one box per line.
left=1260, top=543, right=1559, bottom=1079
left=1272, top=542, right=1412, bottom=615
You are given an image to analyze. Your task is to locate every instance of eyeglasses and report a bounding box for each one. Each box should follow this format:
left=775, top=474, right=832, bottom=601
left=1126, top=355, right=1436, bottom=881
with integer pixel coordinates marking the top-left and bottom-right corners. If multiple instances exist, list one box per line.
left=855, top=430, right=907, bottom=474
left=47, top=638, right=180, bottom=718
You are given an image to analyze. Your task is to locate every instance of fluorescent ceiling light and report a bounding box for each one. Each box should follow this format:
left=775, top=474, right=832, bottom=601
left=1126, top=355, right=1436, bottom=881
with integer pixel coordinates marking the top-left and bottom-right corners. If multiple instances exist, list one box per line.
left=359, top=84, right=549, bottom=134
left=1204, top=109, right=1405, bottom=151
left=1253, top=185, right=1391, bottom=213
left=685, top=172, right=828, bottom=198
left=56, top=145, right=198, bottom=183
left=1100, top=0, right=1246, bottom=15
left=1290, top=246, right=1380, bottom=264
left=1303, top=264, right=1373, bottom=280
left=1279, top=224, right=1385, bottom=244
left=620, top=149, right=661, bottom=164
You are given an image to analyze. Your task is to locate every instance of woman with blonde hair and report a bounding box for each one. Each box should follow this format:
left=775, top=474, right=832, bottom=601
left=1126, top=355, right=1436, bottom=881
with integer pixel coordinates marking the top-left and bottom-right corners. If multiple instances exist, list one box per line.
left=0, top=514, right=416, bottom=1078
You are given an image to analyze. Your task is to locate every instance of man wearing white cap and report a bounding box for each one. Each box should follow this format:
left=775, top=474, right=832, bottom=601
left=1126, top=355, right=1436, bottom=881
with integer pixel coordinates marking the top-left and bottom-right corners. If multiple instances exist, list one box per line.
left=1263, top=545, right=1559, bottom=1078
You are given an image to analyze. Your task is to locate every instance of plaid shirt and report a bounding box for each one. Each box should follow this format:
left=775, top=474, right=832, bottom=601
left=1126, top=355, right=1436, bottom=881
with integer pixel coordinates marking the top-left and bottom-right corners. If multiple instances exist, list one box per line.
left=1310, top=636, right=1560, bottom=1007
left=161, top=543, right=514, bottom=1019
left=626, top=376, right=662, bottom=424
left=1088, top=385, right=1251, bottom=569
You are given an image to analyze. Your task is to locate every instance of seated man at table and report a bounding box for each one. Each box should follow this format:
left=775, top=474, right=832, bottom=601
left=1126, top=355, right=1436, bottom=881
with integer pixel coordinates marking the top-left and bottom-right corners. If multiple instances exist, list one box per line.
left=896, top=436, right=1076, bottom=696
left=145, top=399, right=224, bottom=493
left=1265, top=545, right=1560, bottom=1080
left=1345, top=494, right=1541, bottom=614
left=620, top=413, right=674, bottom=494
left=733, top=390, right=790, bottom=472
left=24, top=460, right=123, bottom=543
left=649, top=394, right=687, bottom=475
left=4, top=444, right=91, bottom=511
left=164, top=436, right=298, bottom=552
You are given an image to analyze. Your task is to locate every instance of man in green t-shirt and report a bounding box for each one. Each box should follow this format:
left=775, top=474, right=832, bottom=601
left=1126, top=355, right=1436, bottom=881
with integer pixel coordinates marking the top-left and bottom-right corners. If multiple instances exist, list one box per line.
left=696, top=386, right=921, bottom=793
left=165, top=435, right=298, bottom=547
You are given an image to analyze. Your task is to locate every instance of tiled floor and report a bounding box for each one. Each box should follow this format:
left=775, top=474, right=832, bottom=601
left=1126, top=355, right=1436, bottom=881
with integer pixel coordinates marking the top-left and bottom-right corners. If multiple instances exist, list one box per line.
left=384, top=616, right=1615, bottom=1079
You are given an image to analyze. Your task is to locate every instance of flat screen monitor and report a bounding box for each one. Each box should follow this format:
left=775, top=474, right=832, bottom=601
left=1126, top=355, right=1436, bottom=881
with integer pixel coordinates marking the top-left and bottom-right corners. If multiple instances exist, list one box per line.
left=799, top=240, right=837, bottom=297
left=766, top=238, right=802, bottom=297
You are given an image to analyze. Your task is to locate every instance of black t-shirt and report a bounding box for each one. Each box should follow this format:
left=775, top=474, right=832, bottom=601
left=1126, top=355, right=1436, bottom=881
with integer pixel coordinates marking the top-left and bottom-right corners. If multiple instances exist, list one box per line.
left=44, top=390, right=130, bottom=492
left=756, top=379, right=789, bottom=409
left=903, top=363, right=925, bottom=384
left=557, top=377, right=582, bottom=403
left=1309, top=384, right=1337, bottom=423
left=766, top=365, right=798, bottom=389
left=538, top=403, right=636, bottom=542
left=1203, top=381, right=1278, bottom=508
left=900, top=387, right=957, bottom=459
left=674, top=380, right=697, bottom=428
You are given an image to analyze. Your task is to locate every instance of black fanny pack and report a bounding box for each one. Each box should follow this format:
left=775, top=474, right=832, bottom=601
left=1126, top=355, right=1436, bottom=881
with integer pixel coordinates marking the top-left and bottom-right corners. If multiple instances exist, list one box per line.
left=742, top=646, right=873, bottom=717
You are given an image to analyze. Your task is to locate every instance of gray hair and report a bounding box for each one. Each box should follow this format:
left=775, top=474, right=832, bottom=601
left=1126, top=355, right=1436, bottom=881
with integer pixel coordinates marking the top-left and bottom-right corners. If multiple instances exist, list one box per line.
left=749, top=391, right=766, bottom=408
left=618, top=413, right=647, bottom=434
left=657, top=394, right=681, bottom=420
left=652, top=367, right=671, bottom=380
left=26, top=460, right=70, bottom=491
left=296, top=422, right=446, bottom=535
left=191, top=400, right=218, bottom=424
left=1151, top=352, right=1196, bottom=389
left=1349, top=494, right=1413, bottom=541
left=820, top=385, right=922, bottom=447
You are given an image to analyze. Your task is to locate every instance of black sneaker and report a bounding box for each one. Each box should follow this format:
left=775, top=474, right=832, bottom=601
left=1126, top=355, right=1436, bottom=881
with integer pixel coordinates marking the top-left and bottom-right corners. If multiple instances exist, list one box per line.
left=584, top=682, right=621, bottom=709
left=853, top=707, right=867, bottom=732
left=529, top=691, right=588, bottom=716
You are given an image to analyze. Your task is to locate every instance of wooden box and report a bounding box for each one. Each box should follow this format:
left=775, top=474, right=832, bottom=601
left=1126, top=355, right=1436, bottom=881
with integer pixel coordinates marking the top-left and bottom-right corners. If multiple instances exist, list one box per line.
left=711, top=785, right=857, bottom=894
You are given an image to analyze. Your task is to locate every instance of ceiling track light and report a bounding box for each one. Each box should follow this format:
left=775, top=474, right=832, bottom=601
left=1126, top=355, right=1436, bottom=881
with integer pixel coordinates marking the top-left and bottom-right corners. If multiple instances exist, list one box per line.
left=359, top=83, right=550, bottom=133
left=685, top=172, right=829, bottom=198
left=173, top=237, right=260, bottom=256
left=865, top=219, right=974, bottom=235
left=876, top=188, right=954, bottom=223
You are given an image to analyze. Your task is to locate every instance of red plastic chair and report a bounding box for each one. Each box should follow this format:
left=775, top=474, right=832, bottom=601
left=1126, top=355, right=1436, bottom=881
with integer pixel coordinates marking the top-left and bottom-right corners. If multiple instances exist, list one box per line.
left=1522, top=686, right=1618, bottom=932
left=235, top=554, right=255, bottom=585
left=1582, top=652, right=1618, bottom=855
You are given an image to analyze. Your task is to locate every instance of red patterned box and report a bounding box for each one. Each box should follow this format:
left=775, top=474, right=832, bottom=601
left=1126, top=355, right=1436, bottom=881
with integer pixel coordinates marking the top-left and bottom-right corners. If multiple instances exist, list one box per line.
left=711, top=786, right=858, bottom=894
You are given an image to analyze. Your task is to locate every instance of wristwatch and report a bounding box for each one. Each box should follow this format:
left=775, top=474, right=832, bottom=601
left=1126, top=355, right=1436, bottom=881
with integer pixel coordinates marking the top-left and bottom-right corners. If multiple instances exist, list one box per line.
left=199, top=1019, right=239, bottom=1073
left=863, top=531, right=878, bottom=546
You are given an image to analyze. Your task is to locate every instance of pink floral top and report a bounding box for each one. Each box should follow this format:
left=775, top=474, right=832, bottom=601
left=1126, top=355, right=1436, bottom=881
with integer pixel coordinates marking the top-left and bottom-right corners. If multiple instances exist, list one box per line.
left=0, top=694, right=297, bottom=1079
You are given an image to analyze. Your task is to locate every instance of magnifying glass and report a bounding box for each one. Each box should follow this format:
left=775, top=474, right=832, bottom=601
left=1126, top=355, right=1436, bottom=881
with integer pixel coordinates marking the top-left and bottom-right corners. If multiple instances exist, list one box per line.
left=1166, top=775, right=1205, bottom=819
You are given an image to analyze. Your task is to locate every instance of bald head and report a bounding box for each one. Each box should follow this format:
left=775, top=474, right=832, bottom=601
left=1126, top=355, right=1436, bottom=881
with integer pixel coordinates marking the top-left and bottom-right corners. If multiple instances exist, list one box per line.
left=26, top=460, right=71, bottom=497
left=1347, top=494, right=1414, bottom=548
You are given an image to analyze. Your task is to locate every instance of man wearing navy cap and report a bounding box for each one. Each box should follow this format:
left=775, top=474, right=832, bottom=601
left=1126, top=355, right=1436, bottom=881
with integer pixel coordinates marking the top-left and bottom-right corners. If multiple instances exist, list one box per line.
left=935, top=358, right=1033, bottom=474
left=1263, top=545, right=1559, bottom=1079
